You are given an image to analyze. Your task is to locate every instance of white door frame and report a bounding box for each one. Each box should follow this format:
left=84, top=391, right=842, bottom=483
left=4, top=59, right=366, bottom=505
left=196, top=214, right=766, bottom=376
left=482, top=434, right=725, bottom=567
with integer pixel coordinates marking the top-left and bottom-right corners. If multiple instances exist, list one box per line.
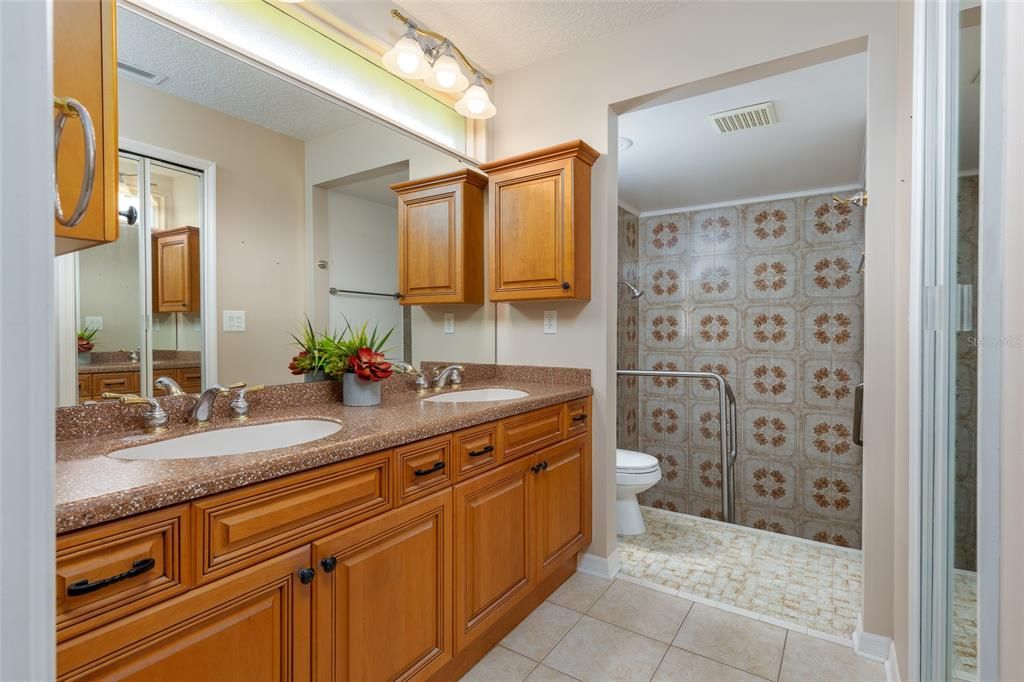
left=0, top=0, right=56, bottom=678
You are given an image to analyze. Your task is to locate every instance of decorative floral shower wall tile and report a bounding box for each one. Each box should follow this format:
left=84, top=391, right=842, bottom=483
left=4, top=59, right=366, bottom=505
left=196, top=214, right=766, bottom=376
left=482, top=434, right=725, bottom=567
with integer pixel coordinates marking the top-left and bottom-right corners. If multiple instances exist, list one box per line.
left=631, top=191, right=866, bottom=548
left=617, top=207, right=641, bottom=451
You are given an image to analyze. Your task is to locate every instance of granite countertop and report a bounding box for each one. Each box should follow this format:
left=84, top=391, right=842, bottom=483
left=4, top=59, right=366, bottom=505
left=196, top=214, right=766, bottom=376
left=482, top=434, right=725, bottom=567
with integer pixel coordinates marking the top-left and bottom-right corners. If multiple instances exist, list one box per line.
left=78, top=358, right=200, bottom=375
left=56, top=369, right=591, bottom=534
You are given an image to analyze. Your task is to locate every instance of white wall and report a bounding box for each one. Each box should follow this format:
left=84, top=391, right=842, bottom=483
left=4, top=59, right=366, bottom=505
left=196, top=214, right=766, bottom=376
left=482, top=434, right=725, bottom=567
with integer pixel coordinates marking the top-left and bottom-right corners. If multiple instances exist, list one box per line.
left=77, top=224, right=141, bottom=351
left=306, top=119, right=496, bottom=365
left=325, top=190, right=404, bottom=357
left=119, top=79, right=307, bottom=386
left=491, top=1, right=910, bottom=665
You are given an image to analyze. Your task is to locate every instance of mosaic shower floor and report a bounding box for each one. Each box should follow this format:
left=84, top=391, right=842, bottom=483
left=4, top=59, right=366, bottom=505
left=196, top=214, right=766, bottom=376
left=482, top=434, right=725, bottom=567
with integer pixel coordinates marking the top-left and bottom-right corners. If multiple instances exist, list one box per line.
left=618, top=507, right=862, bottom=639
left=953, top=570, right=978, bottom=681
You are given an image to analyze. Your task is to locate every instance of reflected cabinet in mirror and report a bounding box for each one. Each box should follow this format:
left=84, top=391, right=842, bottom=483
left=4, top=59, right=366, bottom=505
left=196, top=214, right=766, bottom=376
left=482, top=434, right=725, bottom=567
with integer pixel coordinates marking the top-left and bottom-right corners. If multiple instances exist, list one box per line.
left=56, top=5, right=496, bottom=407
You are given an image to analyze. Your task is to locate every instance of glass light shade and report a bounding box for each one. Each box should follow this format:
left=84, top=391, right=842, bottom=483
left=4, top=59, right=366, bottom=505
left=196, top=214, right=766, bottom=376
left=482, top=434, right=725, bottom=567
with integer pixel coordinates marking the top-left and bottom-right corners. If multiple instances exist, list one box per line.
left=455, top=83, right=496, bottom=119
left=382, top=35, right=431, bottom=79
left=425, top=54, right=469, bottom=93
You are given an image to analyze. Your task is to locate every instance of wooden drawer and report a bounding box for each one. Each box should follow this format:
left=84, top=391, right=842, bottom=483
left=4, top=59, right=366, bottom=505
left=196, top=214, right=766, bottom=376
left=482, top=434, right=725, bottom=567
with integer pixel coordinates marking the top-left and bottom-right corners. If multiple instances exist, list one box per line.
left=179, top=366, right=202, bottom=393
left=565, top=398, right=590, bottom=438
left=91, top=371, right=134, bottom=396
left=395, top=434, right=453, bottom=505
left=499, top=405, right=565, bottom=462
left=453, top=423, right=499, bottom=481
left=77, top=374, right=92, bottom=402
left=192, top=450, right=391, bottom=584
left=57, top=505, right=189, bottom=642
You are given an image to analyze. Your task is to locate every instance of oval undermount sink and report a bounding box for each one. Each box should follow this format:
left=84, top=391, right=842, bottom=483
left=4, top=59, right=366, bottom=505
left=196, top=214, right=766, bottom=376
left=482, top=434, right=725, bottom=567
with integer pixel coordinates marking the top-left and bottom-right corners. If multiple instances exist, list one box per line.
left=107, top=419, right=342, bottom=461
left=423, top=388, right=529, bottom=403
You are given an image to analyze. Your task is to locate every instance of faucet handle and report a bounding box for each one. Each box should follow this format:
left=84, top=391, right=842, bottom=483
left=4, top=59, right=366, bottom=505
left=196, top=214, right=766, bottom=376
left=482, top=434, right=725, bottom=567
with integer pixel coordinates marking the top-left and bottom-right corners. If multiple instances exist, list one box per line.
left=107, top=394, right=169, bottom=433
left=225, top=382, right=246, bottom=391
left=229, top=384, right=263, bottom=421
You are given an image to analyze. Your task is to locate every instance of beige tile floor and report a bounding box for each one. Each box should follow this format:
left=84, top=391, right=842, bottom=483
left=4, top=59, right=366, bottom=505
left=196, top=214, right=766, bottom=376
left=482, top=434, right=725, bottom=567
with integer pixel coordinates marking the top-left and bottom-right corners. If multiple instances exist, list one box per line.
left=462, top=574, right=885, bottom=682
left=617, top=508, right=862, bottom=639
left=952, top=570, right=977, bottom=681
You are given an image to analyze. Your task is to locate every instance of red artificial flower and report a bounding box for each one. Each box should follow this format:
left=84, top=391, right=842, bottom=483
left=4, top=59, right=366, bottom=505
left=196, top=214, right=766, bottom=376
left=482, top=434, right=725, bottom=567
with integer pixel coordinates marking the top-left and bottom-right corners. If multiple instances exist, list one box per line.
left=348, top=347, right=393, bottom=382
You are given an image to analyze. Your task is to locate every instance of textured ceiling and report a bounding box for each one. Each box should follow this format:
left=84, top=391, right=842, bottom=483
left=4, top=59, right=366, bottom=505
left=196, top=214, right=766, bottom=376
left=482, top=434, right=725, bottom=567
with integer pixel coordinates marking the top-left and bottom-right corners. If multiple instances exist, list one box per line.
left=618, top=53, right=869, bottom=213
left=117, top=7, right=366, bottom=141
left=316, top=0, right=687, bottom=75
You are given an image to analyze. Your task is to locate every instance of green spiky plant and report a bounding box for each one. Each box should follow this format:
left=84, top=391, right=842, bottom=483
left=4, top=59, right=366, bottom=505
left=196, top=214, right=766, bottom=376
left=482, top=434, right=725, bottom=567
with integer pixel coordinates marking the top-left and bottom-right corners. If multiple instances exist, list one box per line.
left=322, top=318, right=395, bottom=379
left=287, top=317, right=335, bottom=376
left=77, top=327, right=99, bottom=354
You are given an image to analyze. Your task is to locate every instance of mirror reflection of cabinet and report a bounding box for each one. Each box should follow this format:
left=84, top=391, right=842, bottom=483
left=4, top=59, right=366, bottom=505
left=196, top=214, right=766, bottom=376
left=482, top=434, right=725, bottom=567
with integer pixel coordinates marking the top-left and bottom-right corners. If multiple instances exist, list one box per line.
left=481, top=140, right=598, bottom=302
left=53, top=0, right=120, bottom=256
left=392, top=169, right=487, bottom=305
left=153, top=226, right=200, bottom=313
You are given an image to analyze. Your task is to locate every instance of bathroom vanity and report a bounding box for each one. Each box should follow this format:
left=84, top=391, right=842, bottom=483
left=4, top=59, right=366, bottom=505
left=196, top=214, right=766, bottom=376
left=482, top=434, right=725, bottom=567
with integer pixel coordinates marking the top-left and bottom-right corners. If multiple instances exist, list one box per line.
left=54, top=375, right=591, bottom=680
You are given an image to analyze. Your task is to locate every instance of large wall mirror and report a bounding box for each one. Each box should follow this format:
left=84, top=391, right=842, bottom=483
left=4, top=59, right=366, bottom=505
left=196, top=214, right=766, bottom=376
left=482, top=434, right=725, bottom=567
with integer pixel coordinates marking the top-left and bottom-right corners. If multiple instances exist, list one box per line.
left=56, top=5, right=496, bottom=407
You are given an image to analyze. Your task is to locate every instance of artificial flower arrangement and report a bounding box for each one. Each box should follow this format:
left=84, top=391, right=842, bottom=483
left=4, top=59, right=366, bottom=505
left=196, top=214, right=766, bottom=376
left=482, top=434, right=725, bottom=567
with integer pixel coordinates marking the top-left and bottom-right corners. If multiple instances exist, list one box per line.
left=288, top=318, right=395, bottom=405
left=77, top=327, right=98, bottom=365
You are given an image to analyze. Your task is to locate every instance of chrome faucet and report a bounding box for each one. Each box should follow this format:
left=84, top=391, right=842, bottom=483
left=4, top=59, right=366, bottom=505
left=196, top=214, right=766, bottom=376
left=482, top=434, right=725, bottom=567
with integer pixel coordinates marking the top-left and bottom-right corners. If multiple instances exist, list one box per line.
left=229, top=385, right=264, bottom=421
left=432, top=365, right=464, bottom=389
left=189, top=383, right=243, bottom=425
left=103, top=393, right=168, bottom=433
left=155, top=376, right=185, bottom=396
left=392, top=362, right=430, bottom=392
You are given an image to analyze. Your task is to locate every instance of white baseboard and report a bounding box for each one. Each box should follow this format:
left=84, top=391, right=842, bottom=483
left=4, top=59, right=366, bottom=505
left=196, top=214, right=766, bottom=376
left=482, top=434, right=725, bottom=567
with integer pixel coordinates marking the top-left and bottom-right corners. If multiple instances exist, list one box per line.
left=576, top=549, right=620, bottom=580
left=884, top=640, right=902, bottom=682
left=853, top=614, right=894, bottom=664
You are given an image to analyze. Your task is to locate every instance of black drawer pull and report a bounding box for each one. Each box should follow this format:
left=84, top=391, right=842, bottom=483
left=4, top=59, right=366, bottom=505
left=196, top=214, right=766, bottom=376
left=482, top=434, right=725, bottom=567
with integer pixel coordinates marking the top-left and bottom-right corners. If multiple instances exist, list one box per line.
left=531, top=463, right=543, bottom=474
left=414, top=461, right=445, bottom=476
left=571, top=414, right=588, bottom=422
left=468, top=445, right=494, bottom=458
left=321, top=556, right=338, bottom=573
left=67, top=558, right=156, bottom=597
left=298, top=567, right=316, bottom=584
left=541, top=460, right=549, bottom=471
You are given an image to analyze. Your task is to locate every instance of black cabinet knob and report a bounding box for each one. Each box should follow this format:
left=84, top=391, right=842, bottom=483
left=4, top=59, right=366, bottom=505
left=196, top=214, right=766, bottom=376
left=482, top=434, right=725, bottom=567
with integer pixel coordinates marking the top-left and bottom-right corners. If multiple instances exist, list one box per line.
left=298, top=567, right=316, bottom=584
left=561, top=282, right=571, bottom=290
left=321, top=556, right=338, bottom=573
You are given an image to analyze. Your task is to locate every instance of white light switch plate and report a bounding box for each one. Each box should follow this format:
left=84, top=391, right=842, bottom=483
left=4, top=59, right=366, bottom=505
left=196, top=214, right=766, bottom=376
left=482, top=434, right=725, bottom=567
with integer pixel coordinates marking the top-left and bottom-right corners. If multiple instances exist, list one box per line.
left=543, top=310, right=557, bottom=334
left=223, top=310, right=246, bottom=332
left=85, top=316, right=103, bottom=330
left=443, top=313, right=455, bottom=334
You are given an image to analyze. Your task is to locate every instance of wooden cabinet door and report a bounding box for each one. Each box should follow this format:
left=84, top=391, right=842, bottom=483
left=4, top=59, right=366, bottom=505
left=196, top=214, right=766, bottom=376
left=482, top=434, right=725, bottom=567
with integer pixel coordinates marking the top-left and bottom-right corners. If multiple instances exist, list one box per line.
left=53, top=0, right=119, bottom=255
left=313, top=490, right=453, bottom=681
left=453, top=455, right=534, bottom=652
left=533, top=435, right=591, bottom=581
left=153, top=227, right=200, bottom=313
left=481, top=141, right=598, bottom=302
left=57, top=546, right=312, bottom=681
left=393, top=169, right=485, bottom=305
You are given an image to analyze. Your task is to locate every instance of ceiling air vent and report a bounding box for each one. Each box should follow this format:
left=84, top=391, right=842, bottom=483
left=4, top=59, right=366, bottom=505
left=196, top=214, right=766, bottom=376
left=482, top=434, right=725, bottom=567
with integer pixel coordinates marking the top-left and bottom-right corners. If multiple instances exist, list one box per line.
left=709, top=101, right=777, bottom=134
left=117, top=60, right=168, bottom=86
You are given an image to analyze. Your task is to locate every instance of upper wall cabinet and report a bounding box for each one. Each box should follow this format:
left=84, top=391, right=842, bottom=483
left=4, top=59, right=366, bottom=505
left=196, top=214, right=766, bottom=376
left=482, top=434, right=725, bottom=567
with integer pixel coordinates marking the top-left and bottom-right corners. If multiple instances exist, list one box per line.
left=53, top=0, right=120, bottom=256
left=153, top=227, right=200, bottom=313
left=392, top=169, right=487, bottom=306
left=480, top=140, right=599, bottom=302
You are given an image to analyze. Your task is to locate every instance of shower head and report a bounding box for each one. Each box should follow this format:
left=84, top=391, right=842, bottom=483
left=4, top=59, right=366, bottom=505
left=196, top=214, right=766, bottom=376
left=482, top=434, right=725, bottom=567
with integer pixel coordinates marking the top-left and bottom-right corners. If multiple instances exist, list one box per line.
left=618, top=280, right=644, bottom=300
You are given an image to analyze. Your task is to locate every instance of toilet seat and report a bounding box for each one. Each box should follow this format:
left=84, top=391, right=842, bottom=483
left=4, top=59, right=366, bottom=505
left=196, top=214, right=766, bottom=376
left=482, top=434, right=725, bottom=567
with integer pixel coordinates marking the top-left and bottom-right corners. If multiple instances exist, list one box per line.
left=616, top=449, right=661, bottom=475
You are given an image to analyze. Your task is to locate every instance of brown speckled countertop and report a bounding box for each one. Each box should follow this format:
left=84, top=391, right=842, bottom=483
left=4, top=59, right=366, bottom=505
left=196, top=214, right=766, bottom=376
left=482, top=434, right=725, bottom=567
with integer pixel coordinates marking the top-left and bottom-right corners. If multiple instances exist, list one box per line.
left=56, top=364, right=591, bottom=534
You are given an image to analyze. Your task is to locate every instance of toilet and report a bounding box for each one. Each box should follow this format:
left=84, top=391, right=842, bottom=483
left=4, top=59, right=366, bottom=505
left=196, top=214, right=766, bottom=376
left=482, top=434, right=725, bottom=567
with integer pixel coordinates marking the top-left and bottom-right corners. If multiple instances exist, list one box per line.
left=616, top=448, right=663, bottom=535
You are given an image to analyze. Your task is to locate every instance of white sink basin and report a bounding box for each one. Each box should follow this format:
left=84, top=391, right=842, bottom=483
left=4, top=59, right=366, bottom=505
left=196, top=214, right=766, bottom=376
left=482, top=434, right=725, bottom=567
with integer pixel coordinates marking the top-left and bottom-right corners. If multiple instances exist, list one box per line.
left=108, top=419, right=342, bottom=460
left=423, top=388, right=529, bottom=403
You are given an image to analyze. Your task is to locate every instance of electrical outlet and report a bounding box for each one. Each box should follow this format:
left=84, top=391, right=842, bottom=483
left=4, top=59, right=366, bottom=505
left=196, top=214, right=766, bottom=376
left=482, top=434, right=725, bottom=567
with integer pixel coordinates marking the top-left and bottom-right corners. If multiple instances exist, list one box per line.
left=223, top=310, right=246, bottom=332
left=85, top=316, right=103, bottom=330
left=443, top=313, right=455, bottom=334
left=543, top=310, right=557, bottom=334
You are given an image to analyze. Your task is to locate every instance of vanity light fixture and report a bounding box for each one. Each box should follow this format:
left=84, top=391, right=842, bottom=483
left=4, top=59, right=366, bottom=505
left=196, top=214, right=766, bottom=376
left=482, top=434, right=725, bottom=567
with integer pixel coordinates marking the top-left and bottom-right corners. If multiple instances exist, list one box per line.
left=383, top=9, right=496, bottom=119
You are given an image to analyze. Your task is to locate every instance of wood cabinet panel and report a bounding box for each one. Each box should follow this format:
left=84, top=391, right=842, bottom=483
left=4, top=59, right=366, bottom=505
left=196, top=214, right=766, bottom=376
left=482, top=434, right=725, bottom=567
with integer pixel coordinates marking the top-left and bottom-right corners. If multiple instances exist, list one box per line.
left=53, top=0, right=119, bottom=255
left=534, top=436, right=591, bottom=581
left=395, top=434, right=452, bottom=505
left=58, top=546, right=312, bottom=681
left=57, top=505, right=189, bottom=643
left=480, top=140, right=598, bottom=301
left=453, top=423, right=499, bottom=481
left=91, top=372, right=134, bottom=396
left=178, top=366, right=202, bottom=393
left=153, top=226, right=200, bottom=313
left=453, top=456, right=533, bottom=652
left=393, top=169, right=486, bottom=305
left=77, top=374, right=93, bottom=403
left=313, top=490, right=452, bottom=681
left=194, top=451, right=391, bottom=584
left=565, top=398, right=590, bottom=439
left=499, top=405, right=565, bottom=462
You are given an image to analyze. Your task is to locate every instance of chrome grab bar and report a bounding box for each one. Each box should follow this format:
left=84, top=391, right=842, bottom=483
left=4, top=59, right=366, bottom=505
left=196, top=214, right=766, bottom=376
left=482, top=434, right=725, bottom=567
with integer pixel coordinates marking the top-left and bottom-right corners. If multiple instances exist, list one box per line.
left=53, top=97, right=97, bottom=227
left=617, top=369, right=738, bottom=524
